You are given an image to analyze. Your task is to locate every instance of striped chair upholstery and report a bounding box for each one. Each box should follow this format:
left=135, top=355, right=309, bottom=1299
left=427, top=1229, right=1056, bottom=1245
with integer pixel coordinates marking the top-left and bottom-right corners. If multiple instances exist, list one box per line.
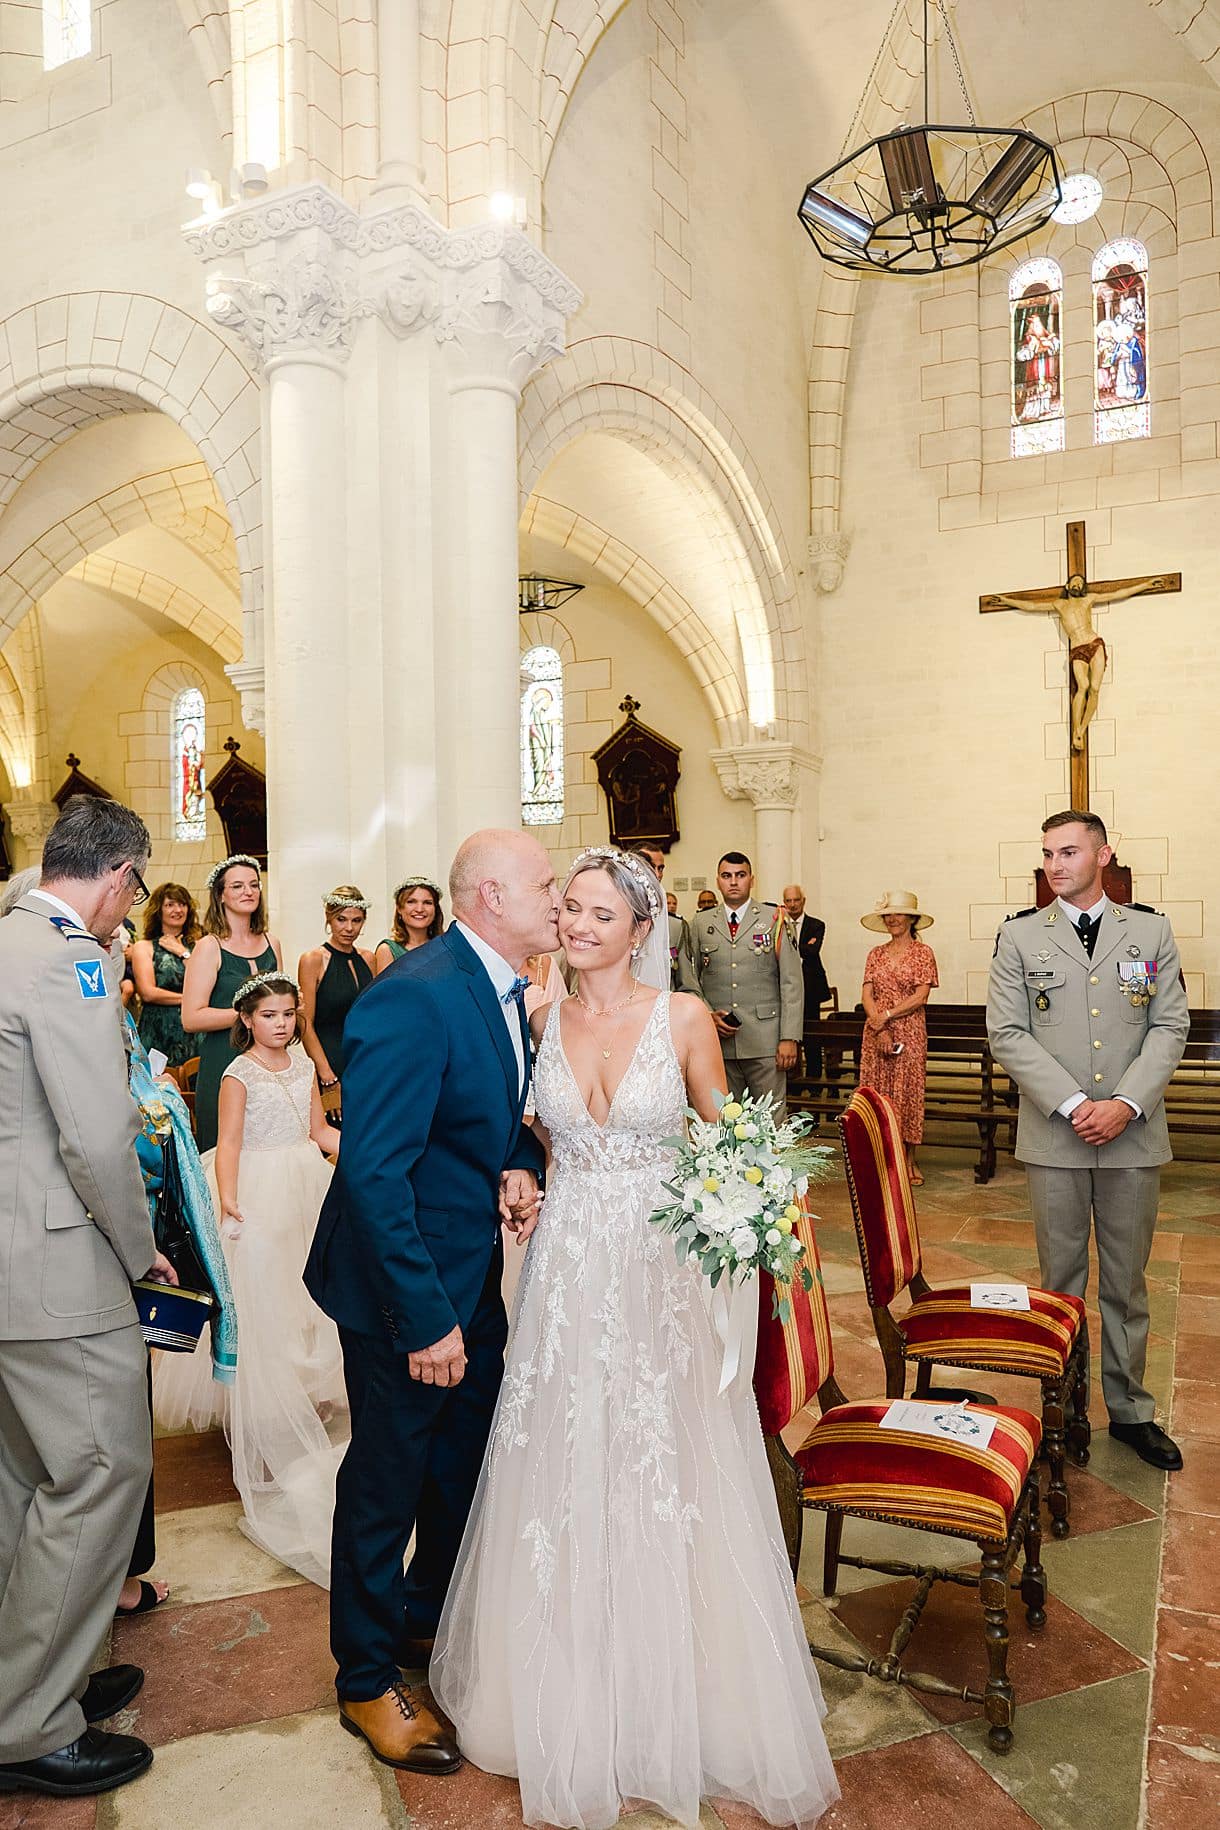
left=754, top=1201, right=834, bottom=1436
left=903, top=1287, right=1085, bottom=1380
left=837, top=1086, right=921, bottom=1306
left=796, top=1401, right=1041, bottom=1545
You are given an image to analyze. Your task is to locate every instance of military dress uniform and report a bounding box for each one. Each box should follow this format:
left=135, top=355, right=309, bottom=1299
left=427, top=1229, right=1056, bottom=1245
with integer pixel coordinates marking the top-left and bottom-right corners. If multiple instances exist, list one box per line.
left=681, top=898, right=804, bottom=1117
left=667, top=910, right=692, bottom=991
left=0, top=895, right=157, bottom=1763
left=987, top=898, right=1189, bottom=1427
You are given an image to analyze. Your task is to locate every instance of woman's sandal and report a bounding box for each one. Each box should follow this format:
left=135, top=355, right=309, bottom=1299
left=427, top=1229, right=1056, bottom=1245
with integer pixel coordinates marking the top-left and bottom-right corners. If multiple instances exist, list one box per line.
left=115, top=1580, right=168, bottom=1618
left=909, top=1169, right=925, bottom=1187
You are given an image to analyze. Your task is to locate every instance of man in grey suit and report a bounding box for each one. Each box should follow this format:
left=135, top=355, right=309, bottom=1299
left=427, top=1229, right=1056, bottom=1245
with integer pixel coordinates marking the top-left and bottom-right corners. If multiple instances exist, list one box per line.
left=682, top=851, right=804, bottom=1117
left=987, top=810, right=1189, bottom=1472
left=0, top=796, right=176, bottom=1799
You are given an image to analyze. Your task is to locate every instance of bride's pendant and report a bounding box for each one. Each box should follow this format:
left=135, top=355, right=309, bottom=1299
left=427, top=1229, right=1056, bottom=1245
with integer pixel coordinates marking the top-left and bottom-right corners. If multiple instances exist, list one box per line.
left=601, top=1046, right=612, bottom=1060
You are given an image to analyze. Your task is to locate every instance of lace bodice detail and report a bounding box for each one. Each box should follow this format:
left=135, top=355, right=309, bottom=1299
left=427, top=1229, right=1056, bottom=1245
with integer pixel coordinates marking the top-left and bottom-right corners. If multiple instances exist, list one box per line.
left=222, top=1052, right=314, bottom=1150
left=533, top=993, right=687, bottom=1174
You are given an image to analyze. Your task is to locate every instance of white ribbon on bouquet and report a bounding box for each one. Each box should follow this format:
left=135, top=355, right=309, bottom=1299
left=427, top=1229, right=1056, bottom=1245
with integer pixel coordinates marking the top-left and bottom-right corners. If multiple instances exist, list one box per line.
left=703, top=1271, right=759, bottom=1395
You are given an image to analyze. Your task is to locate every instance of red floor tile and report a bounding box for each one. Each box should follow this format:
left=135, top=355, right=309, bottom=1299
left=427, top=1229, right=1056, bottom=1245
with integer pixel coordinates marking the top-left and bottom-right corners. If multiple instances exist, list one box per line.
left=811, top=1730, right=1039, bottom=1827
left=1041, top=1462, right=1155, bottom=1536
left=1177, top=1260, right=1220, bottom=1295
left=1145, top=1735, right=1220, bottom=1825
left=394, top=1761, right=527, bottom=1828
left=0, top=1797, right=96, bottom=1830
left=153, top=1428, right=238, bottom=1513
left=1170, top=1379, right=1220, bottom=1442
left=1169, top=1333, right=1218, bottom=1385
left=1166, top=1439, right=1220, bottom=1517
left=831, top=1577, right=1143, bottom=1727
left=1150, top=1606, right=1220, bottom=1746
left=1159, top=1509, right=1220, bottom=1611
left=110, top=1582, right=334, bottom=1745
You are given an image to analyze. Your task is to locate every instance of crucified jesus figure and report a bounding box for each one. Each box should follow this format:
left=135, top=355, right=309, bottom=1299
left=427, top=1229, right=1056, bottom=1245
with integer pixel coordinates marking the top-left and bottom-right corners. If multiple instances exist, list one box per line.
left=991, top=573, right=1152, bottom=752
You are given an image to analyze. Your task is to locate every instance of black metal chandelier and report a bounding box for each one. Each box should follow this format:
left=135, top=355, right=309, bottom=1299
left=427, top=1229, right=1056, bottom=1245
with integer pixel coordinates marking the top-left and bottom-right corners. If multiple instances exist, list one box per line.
left=797, top=0, right=1061, bottom=275
left=518, top=576, right=585, bottom=613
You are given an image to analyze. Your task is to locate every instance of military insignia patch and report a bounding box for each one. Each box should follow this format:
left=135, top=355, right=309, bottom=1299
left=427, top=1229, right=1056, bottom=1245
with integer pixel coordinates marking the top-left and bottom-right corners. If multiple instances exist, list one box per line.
left=73, top=959, right=108, bottom=1000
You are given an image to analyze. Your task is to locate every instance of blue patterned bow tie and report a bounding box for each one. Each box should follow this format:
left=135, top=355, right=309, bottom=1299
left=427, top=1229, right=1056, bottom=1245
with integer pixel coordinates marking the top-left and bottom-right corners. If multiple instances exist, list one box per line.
left=502, top=975, right=530, bottom=1007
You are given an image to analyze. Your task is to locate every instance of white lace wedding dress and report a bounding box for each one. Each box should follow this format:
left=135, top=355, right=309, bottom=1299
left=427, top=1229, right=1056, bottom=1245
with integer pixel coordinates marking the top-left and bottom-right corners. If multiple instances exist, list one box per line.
left=432, top=994, right=838, bottom=1830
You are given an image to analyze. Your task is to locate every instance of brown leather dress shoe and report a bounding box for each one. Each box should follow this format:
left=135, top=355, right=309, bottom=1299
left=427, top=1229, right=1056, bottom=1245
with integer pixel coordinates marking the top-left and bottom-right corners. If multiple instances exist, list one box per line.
left=339, top=1681, right=462, bottom=1774
left=397, top=1636, right=435, bottom=1669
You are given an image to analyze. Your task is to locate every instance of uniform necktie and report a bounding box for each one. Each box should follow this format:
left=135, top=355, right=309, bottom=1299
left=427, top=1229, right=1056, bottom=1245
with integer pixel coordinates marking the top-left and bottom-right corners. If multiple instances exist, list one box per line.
left=1076, top=913, right=1097, bottom=957
left=502, top=975, right=530, bottom=1007
left=728, top=910, right=739, bottom=940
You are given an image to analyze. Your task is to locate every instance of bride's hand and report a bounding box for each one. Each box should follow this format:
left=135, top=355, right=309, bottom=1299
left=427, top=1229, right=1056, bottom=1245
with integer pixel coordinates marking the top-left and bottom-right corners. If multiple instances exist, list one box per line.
left=221, top=1207, right=244, bottom=1240
left=500, top=1169, right=542, bottom=1235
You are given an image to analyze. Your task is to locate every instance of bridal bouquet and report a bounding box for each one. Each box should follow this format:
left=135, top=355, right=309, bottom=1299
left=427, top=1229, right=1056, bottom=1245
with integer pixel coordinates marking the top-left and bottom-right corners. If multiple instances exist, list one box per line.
left=650, top=1090, right=837, bottom=1325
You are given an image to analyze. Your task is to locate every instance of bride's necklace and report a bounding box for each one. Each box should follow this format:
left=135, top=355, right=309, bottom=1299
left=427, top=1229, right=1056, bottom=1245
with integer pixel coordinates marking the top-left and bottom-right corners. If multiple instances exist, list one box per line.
left=575, top=981, right=637, bottom=1060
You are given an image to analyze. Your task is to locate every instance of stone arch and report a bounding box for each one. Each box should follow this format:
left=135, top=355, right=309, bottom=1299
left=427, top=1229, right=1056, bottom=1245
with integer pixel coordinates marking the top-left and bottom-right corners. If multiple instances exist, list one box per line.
left=0, top=293, right=262, bottom=624
left=0, top=462, right=241, bottom=646
left=520, top=337, right=807, bottom=744
left=71, top=557, right=242, bottom=664
left=521, top=495, right=745, bottom=741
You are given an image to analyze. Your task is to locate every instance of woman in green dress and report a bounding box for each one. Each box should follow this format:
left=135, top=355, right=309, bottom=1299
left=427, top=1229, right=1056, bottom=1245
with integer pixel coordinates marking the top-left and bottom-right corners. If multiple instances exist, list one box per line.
left=372, top=874, right=444, bottom=974
left=131, top=882, right=204, bottom=1069
left=181, top=854, right=281, bottom=1150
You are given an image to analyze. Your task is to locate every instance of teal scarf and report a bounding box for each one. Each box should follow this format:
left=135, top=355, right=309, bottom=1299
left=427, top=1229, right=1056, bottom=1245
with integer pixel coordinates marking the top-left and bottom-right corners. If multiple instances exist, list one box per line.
left=124, top=1014, right=238, bottom=1385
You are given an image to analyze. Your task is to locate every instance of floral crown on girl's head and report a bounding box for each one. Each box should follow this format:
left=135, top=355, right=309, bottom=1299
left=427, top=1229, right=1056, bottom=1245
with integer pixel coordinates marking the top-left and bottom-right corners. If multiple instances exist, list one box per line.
left=207, top=853, right=261, bottom=891
left=324, top=893, right=371, bottom=912
left=393, top=875, right=441, bottom=900
left=568, top=846, right=662, bottom=920
left=231, top=970, right=298, bottom=1008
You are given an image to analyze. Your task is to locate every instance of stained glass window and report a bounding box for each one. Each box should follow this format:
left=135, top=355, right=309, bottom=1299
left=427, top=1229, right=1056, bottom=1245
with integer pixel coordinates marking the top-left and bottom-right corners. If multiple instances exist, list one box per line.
left=42, top=0, right=90, bottom=70
left=1010, top=258, right=1065, bottom=458
left=520, top=646, right=564, bottom=826
left=1052, top=173, right=1103, bottom=226
left=1093, top=239, right=1149, bottom=445
left=172, top=687, right=207, bottom=842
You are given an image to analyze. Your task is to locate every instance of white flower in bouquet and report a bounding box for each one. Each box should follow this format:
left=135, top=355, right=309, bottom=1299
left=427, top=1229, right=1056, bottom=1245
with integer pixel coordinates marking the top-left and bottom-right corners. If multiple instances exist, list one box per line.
left=729, top=1227, right=759, bottom=1260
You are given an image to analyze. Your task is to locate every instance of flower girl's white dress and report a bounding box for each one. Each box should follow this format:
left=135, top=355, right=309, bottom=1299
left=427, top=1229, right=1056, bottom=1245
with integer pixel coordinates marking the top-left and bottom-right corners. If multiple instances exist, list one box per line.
left=153, top=1052, right=346, bottom=1587
left=432, top=994, right=838, bottom=1829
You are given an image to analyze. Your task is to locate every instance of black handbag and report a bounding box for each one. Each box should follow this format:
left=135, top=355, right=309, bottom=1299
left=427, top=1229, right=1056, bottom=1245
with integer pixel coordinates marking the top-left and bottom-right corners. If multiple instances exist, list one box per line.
left=138, top=1129, right=218, bottom=1352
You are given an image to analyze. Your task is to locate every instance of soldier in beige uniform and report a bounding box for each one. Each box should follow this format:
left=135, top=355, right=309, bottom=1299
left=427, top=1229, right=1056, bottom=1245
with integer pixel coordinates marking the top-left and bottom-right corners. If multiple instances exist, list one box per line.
left=681, top=851, right=804, bottom=1117
left=987, top=811, right=1188, bottom=1472
left=0, top=797, right=176, bottom=1800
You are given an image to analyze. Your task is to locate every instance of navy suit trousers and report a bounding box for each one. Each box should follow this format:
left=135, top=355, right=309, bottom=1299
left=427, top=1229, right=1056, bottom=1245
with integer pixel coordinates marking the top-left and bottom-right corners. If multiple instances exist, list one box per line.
left=329, top=1245, right=507, bottom=1700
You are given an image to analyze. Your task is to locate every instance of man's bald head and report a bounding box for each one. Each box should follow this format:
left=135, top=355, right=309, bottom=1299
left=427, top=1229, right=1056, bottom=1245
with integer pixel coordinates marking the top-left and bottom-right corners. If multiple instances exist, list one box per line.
left=449, top=828, right=560, bottom=963
left=782, top=885, right=805, bottom=918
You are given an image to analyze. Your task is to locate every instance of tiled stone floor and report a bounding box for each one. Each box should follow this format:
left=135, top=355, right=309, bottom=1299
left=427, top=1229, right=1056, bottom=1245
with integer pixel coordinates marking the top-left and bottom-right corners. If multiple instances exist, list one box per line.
left=5, top=1150, right=1217, bottom=1829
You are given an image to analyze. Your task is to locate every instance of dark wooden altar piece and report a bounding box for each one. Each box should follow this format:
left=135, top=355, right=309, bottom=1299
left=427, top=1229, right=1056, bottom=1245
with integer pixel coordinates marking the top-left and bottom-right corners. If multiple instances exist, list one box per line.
left=591, top=696, right=681, bottom=851
left=207, top=738, right=268, bottom=870
left=53, top=754, right=112, bottom=808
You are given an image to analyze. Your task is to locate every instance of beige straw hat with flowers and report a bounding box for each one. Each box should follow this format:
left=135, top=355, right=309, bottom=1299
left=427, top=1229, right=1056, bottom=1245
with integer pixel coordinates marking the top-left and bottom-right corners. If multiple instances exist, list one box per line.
left=860, top=890, right=934, bottom=933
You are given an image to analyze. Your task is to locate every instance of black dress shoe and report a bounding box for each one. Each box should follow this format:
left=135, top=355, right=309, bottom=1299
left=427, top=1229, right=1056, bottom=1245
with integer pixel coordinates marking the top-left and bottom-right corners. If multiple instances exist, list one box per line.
left=1109, top=1420, right=1184, bottom=1471
left=82, top=1664, right=145, bottom=1723
left=0, top=1727, right=153, bottom=1797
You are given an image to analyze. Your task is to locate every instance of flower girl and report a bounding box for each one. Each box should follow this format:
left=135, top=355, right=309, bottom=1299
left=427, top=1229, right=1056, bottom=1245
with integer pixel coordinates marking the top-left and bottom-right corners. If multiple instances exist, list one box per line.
left=154, top=971, right=348, bottom=1586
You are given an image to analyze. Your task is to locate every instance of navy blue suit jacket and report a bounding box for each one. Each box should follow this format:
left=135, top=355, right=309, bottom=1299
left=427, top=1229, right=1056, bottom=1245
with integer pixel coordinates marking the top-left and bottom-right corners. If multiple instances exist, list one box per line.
left=304, top=926, right=544, bottom=1354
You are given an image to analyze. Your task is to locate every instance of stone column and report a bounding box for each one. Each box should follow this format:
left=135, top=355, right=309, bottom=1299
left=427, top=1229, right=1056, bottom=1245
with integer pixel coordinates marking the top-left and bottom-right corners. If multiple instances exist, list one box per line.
left=373, top=0, right=426, bottom=206
left=710, top=744, right=819, bottom=902
left=433, top=233, right=581, bottom=855
left=193, top=210, right=359, bottom=957
left=7, top=798, right=57, bottom=870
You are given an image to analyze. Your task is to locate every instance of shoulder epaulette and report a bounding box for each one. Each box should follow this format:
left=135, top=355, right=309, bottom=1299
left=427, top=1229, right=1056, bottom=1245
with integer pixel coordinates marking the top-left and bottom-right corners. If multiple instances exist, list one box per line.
left=1126, top=901, right=1161, bottom=916
left=1005, top=906, right=1038, bottom=922
left=46, top=913, right=104, bottom=948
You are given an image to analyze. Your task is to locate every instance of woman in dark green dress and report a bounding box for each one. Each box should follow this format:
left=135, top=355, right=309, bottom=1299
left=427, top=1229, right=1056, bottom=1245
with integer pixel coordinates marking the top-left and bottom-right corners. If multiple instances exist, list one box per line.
left=300, top=888, right=376, bottom=1123
left=181, top=855, right=281, bottom=1150
left=372, top=874, right=444, bottom=974
left=131, top=883, right=204, bottom=1069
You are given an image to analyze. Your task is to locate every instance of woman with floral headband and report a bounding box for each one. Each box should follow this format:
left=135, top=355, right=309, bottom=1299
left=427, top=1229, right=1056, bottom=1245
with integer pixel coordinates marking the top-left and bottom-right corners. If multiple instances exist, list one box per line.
left=182, top=854, right=282, bottom=1151
left=299, top=886, right=376, bottom=1110
left=373, top=875, right=444, bottom=974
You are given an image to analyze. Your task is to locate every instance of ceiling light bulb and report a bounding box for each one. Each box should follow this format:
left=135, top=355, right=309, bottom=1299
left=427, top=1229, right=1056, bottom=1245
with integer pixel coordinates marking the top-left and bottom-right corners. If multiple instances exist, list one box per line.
left=489, top=191, right=517, bottom=222
left=185, top=167, right=212, bottom=200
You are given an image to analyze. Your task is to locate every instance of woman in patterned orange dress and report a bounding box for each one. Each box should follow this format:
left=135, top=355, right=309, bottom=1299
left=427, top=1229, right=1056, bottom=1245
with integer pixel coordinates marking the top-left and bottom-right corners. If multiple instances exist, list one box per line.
left=858, top=891, right=938, bottom=1185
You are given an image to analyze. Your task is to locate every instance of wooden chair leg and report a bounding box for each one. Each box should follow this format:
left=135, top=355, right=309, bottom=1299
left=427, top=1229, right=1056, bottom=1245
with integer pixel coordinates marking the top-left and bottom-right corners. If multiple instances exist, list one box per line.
left=978, top=1542, right=1015, bottom=1755
left=912, top=1357, right=933, bottom=1399
left=1041, top=1380, right=1070, bottom=1539
left=1068, top=1335, right=1092, bottom=1467
left=822, top=1508, right=844, bottom=1597
left=1020, top=1474, right=1047, bottom=1629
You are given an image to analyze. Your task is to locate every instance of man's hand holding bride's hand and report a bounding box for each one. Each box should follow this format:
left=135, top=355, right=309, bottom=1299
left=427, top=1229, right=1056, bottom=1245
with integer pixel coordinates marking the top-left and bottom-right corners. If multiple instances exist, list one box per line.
left=500, top=1169, right=543, bottom=1244
left=408, top=1325, right=467, bottom=1387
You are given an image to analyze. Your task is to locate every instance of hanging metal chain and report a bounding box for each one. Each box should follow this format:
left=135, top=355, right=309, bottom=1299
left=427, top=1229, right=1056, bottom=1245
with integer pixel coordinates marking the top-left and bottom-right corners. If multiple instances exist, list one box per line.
left=840, top=0, right=909, bottom=155
left=935, top=0, right=976, bottom=125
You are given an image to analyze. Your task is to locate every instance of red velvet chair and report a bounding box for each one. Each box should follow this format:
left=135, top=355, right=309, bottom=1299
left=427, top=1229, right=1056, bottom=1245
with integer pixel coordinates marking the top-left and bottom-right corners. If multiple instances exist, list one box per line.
left=836, top=1086, right=1090, bottom=1538
left=754, top=1207, right=1048, bottom=1755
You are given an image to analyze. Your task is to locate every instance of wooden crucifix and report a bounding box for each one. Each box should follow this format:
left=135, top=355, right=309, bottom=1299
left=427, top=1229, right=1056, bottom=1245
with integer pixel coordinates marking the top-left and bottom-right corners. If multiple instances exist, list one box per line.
left=980, top=519, right=1181, bottom=809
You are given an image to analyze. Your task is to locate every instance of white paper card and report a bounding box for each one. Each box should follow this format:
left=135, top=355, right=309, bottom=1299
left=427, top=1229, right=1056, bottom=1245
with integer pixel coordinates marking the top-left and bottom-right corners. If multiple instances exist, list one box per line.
left=147, top=1048, right=169, bottom=1080
left=879, top=1399, right=998, bottom=1451
left=970, top=1282, right=1031, bottom=1311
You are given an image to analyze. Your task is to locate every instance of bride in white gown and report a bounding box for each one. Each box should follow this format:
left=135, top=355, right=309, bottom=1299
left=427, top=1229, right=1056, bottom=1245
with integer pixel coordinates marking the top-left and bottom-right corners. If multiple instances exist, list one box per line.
left=432, top=848, right=838, bottom=1830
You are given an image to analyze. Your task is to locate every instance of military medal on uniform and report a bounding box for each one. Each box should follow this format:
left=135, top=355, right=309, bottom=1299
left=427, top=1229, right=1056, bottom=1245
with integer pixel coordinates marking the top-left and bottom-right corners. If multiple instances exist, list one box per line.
left=1118, top=958, right=1158, bottom=1006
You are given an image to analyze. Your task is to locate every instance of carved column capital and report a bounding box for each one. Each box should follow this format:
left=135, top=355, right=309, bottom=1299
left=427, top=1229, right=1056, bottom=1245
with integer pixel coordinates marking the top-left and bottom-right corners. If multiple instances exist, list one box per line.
left=7, top=799, right=57, bottom=846
left=204, top=250, right=361, bottom=370
left=226, top=661, right=266, bottom=736
left=807, top=530, right=851, bottom=594
left=436, top=228, right=582, bottom=397
left=710, top=744, right=820, bottom=811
